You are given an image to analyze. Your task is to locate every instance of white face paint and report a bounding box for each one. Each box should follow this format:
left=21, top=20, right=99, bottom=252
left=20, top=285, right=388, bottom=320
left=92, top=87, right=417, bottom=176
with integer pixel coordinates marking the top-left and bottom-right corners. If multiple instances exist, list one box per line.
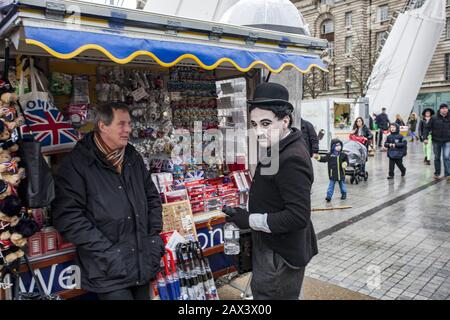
left=250, top=108, right=290, bottom=148
left=335, top=145, right=342, bottom=152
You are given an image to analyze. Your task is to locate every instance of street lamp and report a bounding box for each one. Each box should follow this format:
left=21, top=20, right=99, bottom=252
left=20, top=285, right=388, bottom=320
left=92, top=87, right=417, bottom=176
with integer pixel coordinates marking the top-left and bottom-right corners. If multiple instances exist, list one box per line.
left=345, top=78, right=352, bottom=98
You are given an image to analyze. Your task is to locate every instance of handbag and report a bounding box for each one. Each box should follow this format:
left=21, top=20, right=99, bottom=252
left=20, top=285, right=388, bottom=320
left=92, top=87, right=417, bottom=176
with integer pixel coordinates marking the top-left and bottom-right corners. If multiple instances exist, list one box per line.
left=18, top=58, right=79, bottom=153
left=16, top=100, right=55, bottom=208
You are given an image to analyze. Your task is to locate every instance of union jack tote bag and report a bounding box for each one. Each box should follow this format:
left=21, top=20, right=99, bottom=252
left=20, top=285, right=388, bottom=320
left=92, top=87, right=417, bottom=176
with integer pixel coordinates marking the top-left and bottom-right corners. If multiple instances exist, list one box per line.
left=18, top=58, right=79, bottom=153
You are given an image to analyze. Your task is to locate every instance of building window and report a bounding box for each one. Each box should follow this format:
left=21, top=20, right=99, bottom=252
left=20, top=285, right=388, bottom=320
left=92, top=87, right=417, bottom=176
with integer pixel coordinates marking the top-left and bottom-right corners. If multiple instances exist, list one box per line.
left=323, top=72, right=330, bottom=91
left=376, top=31, right=387, bottom=50
left=328, top=41, right=335, bottom=59
left=321, top=19, right=334, bottom=34
left=345, top=66, right=352, bottom=81
left=446, top=54, right=450, bottom=81
left=345, top=36, right=352, bottom=54
left=448, top=0, right=450, bottom=7
left=447, top=18, right=450, bottom=39
left=320, top=0, right=335, bottom=5
left=377, top=5, right=389, bottom=22
left=345, top=12, right=352, bottom=28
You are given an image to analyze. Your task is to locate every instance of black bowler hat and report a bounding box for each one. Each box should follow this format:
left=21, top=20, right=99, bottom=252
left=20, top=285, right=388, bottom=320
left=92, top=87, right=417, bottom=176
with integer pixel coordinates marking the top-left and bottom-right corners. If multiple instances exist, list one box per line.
left=247, top=82, right=293, bottom=110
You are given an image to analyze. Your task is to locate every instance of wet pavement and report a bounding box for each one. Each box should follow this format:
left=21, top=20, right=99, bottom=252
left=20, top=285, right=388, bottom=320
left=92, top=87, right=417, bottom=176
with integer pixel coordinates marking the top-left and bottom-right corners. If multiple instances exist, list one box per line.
left=217, top=141, right=450, bottom=300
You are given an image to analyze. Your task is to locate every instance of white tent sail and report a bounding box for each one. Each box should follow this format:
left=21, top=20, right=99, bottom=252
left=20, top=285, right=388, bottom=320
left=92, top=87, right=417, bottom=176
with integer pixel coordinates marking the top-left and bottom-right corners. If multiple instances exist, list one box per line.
left=366, top=0, right=445, bottom=122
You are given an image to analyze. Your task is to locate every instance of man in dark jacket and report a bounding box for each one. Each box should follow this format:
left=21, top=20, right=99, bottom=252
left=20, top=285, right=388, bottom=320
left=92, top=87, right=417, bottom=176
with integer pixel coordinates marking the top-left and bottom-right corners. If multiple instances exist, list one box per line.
left=223, top=83, right=317, bottom=300
left=52, top=103, right=165, bottom=300
left=423, top=103, right=450, bottom=180
left=314, top=139, right=348, bottom=201
left=385, top=123, right=407, bottom=179
left=300, top=118, right=319, bottom=157
left=375, top=107, right=390, bottom=147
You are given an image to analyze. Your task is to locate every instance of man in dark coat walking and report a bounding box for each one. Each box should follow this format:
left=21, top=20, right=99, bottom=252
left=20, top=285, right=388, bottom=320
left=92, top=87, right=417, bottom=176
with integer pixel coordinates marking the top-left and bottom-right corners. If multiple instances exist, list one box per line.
left=375, top=107, right=390, bottom=147
left=300, top=118, right=320, bottom=157
left=223, top=83, right=317, bottom=300
left=423, top=103, right=450, bottom=180
left=52, top=103, right=165, bottom=300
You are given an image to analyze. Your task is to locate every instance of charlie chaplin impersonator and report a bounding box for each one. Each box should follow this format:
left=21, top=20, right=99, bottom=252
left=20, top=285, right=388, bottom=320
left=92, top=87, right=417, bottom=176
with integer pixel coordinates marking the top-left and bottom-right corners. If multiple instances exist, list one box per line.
left=223, top=83, right=318, bottom=300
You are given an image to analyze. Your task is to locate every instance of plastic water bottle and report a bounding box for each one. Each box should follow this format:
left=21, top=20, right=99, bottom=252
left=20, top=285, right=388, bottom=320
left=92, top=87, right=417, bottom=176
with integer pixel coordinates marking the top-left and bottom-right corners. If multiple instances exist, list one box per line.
left=223, top=221, right=240, bottom=255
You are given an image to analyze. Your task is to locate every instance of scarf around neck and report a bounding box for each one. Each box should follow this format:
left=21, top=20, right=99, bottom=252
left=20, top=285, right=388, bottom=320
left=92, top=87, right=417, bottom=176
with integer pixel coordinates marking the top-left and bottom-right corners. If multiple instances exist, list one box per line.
left=93, top=132, right=125, bottom=173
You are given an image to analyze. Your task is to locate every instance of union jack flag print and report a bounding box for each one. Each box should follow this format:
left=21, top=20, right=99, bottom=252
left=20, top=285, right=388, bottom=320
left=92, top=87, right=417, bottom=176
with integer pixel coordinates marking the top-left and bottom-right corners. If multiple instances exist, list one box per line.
left=21, top=109, right=79, bottom=150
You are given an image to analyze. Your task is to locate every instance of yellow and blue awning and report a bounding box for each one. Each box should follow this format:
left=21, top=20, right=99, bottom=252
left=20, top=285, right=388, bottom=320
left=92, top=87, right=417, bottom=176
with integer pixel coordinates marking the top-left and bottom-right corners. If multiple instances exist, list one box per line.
left=24, top=26, right=327, bottom=74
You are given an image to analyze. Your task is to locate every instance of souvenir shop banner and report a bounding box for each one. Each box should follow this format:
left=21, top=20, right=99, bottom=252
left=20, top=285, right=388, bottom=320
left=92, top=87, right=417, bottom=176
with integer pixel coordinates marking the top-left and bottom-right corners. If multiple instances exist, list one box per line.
left=23, top=27, right=328, bottom=74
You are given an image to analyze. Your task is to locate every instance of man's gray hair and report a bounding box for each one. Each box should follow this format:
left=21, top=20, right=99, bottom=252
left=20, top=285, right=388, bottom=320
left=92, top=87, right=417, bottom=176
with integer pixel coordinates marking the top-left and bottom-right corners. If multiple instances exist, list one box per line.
left=93, top=103, right=129, bottom=132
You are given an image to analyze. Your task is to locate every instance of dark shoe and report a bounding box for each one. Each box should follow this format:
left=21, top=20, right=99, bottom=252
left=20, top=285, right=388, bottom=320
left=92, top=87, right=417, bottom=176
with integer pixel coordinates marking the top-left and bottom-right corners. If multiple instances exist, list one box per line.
left=387, top=176, right=394, bottom=180
left=326, top=197, right=331, bottom=202
left=425, top=160, right=431, bottom=165
left=341, top=194, right=347, bottom=200
left=424, top=157, right=427, bottom=163
left=401, top=169, right=406, bottom=177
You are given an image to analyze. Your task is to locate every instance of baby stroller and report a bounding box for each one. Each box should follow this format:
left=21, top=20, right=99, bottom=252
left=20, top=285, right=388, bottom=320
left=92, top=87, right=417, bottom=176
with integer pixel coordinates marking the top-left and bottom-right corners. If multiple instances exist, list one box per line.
left=343, top=140, right=368, bottom=184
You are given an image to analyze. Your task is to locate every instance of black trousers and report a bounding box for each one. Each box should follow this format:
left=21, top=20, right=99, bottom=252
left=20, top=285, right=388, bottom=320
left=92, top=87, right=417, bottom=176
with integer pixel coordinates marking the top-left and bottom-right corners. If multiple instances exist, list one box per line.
left=389, top=158, right=406, bottom=177
left=251, top=232, right=306, bottom=300
left=378, top=129, right=384, bottom=147
left=97, top=283, right=150, bottom=300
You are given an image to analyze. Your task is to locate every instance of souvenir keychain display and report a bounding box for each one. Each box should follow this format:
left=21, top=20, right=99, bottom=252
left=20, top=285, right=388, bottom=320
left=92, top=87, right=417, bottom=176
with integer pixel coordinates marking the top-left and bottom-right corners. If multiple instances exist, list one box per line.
left=95, top=66, right=177, bottom=167
left=168, top=67, right=219, bottom=131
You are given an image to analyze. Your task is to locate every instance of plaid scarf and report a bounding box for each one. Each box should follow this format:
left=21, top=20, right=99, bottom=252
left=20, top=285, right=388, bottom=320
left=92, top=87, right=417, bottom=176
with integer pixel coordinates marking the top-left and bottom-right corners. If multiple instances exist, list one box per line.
left=93, top=132, right=125, bottom=173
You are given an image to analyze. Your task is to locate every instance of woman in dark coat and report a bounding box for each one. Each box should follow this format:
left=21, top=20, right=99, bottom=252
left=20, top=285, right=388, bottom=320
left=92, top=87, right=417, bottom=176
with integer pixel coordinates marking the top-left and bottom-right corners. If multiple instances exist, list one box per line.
left=352, top=117, right=372, bottom=173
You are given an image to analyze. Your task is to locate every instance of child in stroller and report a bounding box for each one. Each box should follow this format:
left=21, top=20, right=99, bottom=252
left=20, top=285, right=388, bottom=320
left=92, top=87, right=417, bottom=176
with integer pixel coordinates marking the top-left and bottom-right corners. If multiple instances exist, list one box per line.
left=343, top=138, right=369, bottom=184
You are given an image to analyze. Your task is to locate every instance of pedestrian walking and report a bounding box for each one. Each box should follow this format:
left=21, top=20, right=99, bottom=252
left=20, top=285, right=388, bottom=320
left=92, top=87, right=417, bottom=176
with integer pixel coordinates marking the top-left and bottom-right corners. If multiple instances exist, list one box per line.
left=385, top=123, right=407, bottom=179
left=314, top=139, right=348, bottom=202
left=418, top=108, right=435, bottom=165
left=423, top=103, right=450, bottom=180
left=395, top=114, right=406, bottom=127
left=407, top=112, right=419, bottom=142
left=375, top=108, right=390, bottom=147
left=300, top=118, right=319, bottom=158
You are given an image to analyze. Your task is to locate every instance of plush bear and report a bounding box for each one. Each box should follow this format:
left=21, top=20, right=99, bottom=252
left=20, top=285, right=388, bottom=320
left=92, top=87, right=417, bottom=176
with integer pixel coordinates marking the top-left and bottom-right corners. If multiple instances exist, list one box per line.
left=0, top=120, right=11, bottom=142
left=0, top=92, right=18, bottom=106
left=0, top=194, right=21, bottom=226
left=0, top=126, right=19, bottom=154
left=0, top=148, right=20, bottom=175
left=0, top=158, right=20, bottom=176
left=10, top=219, right=40, bottom=248
left=0, top=240, right=24, bottom=264
left=0, top=220, right=11, bottom=241
left=0, top=148, right=13, bottom=164
left=3, top=115, right=24, bottom=132
left=2, top=167, right=25, bottom=188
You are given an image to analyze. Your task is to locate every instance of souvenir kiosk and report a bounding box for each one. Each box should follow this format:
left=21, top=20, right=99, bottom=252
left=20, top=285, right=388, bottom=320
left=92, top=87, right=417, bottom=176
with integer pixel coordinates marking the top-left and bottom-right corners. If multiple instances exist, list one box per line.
left=0, top=0, right=327, bottom=299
